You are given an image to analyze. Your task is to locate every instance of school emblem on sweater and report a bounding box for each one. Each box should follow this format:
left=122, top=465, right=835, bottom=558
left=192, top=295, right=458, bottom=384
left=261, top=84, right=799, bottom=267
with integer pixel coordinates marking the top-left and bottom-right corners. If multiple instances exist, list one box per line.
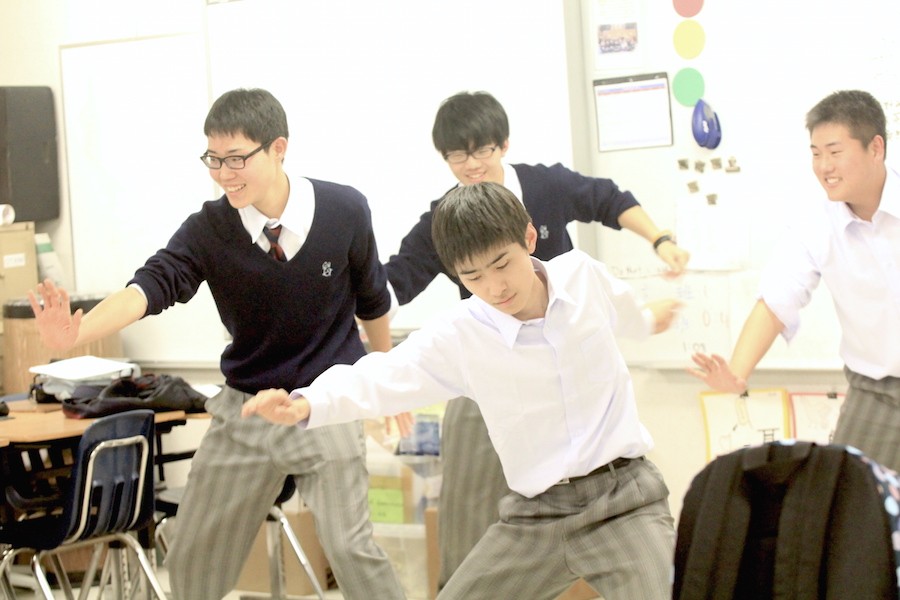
left=321, top=261, right=333, bottom=277
left=539, top=225, right=550, bottom=239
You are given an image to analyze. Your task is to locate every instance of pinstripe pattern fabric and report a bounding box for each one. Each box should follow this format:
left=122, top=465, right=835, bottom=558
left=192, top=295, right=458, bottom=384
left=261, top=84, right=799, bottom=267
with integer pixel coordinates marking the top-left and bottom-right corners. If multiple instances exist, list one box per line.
left=165, top=386, right=405, bottom=600
left=437, top=397, right=510, bottom=590
left=832, top=367, right=900, bottom=472
left=438, top=458, right=675, bottom=600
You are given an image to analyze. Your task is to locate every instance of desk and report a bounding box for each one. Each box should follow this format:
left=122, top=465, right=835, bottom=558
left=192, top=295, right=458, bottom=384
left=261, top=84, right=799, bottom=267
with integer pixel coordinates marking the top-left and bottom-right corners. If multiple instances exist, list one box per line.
left=0, top=409, right=187, bottom=444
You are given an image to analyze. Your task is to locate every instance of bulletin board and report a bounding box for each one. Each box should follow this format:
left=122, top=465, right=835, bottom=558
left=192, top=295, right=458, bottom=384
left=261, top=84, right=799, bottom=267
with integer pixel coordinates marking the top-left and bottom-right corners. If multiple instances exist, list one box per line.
left=572, top=0, right=900, bottom=369
left=60, top=33, right=226, bottom=365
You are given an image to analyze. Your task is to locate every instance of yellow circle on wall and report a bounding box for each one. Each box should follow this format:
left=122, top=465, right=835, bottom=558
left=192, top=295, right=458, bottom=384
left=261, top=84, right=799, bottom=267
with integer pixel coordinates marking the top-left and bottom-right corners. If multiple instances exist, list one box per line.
left=673, top=20, right=705, bottom=59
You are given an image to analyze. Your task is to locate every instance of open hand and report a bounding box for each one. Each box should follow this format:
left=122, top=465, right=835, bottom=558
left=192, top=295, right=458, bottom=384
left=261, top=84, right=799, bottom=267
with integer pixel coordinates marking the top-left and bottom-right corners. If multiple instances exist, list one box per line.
left=645, top=299, right=683, bottom=334
left=242, top=388, right=309, bottom=425
left=28, top=279, right=82, bottom=350
left=687, top=353, right=747, bottom=393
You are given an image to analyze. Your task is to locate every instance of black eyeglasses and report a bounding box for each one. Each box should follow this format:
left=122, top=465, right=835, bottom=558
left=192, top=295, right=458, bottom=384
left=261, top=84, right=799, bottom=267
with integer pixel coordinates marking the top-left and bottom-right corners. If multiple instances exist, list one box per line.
left=444, top=145, right=499, bottom=165
left=200, top=141, right=273, bottom=170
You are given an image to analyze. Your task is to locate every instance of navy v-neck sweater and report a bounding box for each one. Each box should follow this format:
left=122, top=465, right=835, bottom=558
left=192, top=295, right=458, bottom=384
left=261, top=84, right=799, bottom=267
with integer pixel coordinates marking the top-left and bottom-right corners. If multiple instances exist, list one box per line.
left=129, top=178, right=390, bottom=394
left=385, top=162, right=640, bottom=304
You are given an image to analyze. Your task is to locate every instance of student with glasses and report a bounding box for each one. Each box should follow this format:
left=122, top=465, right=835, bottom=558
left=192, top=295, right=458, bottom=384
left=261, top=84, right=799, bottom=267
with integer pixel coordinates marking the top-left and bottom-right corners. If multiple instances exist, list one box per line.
left=28, top=88, right=406, bottom=600
left=384, top=90, right=691, bottom=591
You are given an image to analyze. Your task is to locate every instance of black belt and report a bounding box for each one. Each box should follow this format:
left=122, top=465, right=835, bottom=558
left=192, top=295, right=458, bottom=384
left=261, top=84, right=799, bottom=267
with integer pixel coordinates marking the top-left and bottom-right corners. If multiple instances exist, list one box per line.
left=555, top=456, right=642, bottom=485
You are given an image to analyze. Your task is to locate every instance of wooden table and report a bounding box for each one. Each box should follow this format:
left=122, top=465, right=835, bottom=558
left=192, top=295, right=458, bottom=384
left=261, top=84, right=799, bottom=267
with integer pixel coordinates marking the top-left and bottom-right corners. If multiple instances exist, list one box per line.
left=0, top=409, right=188, bottom=444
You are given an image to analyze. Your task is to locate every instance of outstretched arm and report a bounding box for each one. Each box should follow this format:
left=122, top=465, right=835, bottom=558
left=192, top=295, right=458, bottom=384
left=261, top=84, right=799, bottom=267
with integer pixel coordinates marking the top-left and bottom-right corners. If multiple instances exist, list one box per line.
left=617, top=205, right=690, bottom=275
left=687, top=299, right=784, bottom=392
left=359, top=313, right=414, bottom=437
left=28, top=279, right=147, bottom=351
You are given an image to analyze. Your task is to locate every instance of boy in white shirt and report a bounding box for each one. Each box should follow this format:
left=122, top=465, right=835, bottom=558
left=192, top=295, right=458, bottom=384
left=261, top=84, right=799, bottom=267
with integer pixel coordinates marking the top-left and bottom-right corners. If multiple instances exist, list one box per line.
left=244, top=181, right=680, bottom=599
left=689, top=89, right=900, bottom=472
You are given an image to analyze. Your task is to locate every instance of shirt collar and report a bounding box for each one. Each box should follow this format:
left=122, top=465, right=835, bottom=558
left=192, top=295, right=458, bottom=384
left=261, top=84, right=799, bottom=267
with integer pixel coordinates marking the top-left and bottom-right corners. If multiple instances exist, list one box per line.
left=471, top=257, right=576, bottom=348
left=238, top=176, right=311, bottom=241
left=501, top=162, right=524, bottom=201
left=876, top=166, right=900, bottom=220
left=834, top=166, right=900, bottom=229
left=450, top=161, right=523, bottom=206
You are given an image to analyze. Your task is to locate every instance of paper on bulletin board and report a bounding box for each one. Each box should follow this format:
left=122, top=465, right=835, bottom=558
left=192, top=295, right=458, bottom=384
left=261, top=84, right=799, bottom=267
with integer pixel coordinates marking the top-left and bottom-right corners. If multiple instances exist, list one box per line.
left=700, top=388, right=791, bottom=461
left=789, top=392, right=845, bottom=444
left=593, top=73, right=673, bottom=152
left=589, top=0, right=644, bottom=72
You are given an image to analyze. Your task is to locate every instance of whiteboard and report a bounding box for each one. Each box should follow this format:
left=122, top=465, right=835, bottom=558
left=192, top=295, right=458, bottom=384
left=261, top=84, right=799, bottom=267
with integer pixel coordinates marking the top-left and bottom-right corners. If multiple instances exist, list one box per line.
left=60, top=2, right=574, bottom=363
left=61, top=34, right=227, bottom=364
left=574, top=0, right=899, bottom=369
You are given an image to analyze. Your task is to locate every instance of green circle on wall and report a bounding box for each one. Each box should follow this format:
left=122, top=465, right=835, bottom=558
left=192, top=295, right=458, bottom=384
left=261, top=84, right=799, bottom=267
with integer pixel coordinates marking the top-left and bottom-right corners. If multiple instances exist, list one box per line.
left=672, top=68, right=705, bottom=106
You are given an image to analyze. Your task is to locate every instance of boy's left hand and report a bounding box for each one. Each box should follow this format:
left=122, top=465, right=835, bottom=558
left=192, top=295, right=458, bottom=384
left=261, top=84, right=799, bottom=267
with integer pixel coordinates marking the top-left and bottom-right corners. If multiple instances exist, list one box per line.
left=242, top=388, right=309, bottom=425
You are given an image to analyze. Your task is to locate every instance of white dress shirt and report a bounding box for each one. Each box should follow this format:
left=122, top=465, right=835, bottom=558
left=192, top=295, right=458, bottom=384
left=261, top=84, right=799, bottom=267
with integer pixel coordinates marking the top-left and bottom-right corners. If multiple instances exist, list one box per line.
left=759, top=166, right=900, bottom=380
left=297, top=249, right=654, bottom=497
left=239, top=176, right=315, bottom=260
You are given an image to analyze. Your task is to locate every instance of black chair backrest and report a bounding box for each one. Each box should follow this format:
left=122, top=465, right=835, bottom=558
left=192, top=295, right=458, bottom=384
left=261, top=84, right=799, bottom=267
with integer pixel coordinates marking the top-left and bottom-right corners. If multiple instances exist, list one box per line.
left=275, top=476, right=296, bottom=505
left=60, top=409, right=155, bottom=545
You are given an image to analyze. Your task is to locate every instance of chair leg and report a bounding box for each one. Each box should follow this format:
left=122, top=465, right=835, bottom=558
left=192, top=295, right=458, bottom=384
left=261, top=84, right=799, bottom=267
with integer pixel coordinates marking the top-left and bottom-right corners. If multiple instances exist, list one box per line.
left=0, top=549, right=19, bottom=600
left=113, top=533, right=169, bottom=600
left=29, top=554, right=56, bottom=600
left=265, top=519, right=286, bottom=599
left=79, top=544, right=106, bottom=600
left=269, top=506, right=326, bottom=600
left=0, top=572, right=16, bottom=600
left=154, top=516, right=171, bottom=558
left=47, top=554, right=76, bottom=600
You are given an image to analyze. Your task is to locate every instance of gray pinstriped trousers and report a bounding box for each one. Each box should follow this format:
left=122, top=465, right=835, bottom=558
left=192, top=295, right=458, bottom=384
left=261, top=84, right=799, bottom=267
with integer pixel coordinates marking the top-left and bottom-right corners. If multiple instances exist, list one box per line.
left=438, top=456, right=675, bottom=600
left=165, top=386, right=405, bottom=600
left=832, top=367, right=900, bottom=472
left=437, top=397, right=510, bottom=590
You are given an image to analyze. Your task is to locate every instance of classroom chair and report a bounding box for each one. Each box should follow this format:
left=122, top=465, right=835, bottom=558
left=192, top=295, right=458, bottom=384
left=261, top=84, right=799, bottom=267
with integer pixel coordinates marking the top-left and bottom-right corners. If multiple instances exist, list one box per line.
left=673, top=440, right=899, bottom=599
left=154, top=476, right=326, bottom=600
left=0, top=409, right=167, bottom=599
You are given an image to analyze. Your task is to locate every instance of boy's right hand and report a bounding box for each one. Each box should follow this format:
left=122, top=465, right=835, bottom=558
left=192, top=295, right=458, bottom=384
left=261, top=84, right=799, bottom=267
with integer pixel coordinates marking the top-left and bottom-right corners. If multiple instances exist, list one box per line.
left=28, top=279, right=82, bottom=351
left=645, top=299, right=683, bottom=334
left=242, top=388, right=310, bottom=425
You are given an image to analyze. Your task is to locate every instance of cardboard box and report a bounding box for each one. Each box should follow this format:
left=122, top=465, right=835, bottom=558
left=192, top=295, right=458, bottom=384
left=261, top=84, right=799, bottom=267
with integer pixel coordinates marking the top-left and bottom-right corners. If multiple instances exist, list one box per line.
left=373, top=523, right=428, bottom=599
left=367, top=438, right=441, bottom=525
left=234, top=506, right=334, bottom=596
left=423, top=506, right=600, bottom=600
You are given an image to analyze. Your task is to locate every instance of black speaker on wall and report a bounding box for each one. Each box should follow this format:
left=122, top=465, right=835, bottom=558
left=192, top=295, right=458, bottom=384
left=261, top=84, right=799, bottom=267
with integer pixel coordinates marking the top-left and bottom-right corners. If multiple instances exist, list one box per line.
left=0, top=86, right=60, bottom=222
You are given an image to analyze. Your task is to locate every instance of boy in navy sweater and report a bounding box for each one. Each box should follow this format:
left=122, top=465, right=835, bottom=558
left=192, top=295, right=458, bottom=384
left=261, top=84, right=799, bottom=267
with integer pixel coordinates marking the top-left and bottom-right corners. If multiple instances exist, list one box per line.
left=28, top=88, right=405, bottom=600
left=385, top=90, right=689, bottom=589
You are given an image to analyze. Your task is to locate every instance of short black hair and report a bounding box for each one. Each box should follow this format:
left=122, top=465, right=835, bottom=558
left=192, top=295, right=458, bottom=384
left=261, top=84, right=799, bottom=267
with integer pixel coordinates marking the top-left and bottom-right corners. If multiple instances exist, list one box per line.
left=432, top=91, right=509, bottom=156
left=204, top=88, right=289, bottom=144
left=806, top=90, right=887, bottom=158
left=432, top=182, right=531, bottom=274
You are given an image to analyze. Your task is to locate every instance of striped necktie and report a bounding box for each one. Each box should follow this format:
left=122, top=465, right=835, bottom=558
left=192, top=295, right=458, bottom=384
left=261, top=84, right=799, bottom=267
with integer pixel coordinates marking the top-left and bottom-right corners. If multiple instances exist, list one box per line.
left=263, top=225, right=286, bottom=262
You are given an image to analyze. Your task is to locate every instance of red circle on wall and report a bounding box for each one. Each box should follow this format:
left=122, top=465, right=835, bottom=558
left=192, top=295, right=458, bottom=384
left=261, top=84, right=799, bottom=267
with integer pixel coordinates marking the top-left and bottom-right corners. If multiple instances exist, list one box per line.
left=673, top=0, right=703, bottom=18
